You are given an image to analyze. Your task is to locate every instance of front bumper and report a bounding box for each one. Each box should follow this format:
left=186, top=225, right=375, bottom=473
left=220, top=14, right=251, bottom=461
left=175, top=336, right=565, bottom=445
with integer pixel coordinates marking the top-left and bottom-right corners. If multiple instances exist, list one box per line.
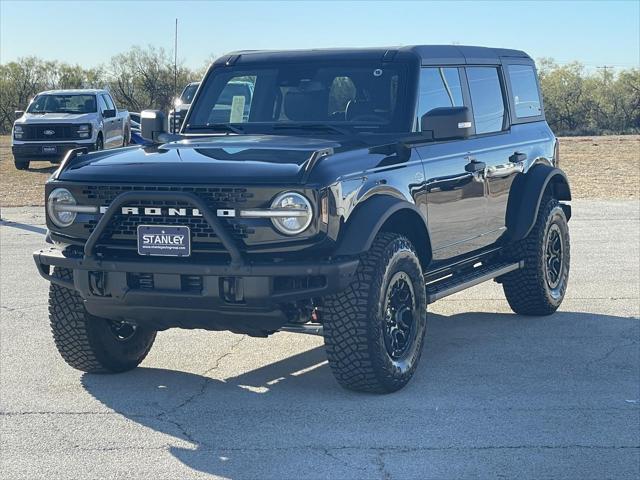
left=34, top=247, right=358, bottom=336
left=13, top=142, right=94, bottom=161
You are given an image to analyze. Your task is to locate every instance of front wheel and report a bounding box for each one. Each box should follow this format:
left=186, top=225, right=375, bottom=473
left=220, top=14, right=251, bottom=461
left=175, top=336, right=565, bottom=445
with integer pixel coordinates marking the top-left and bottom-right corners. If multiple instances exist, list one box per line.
left=49, top=268, right=156, bottom=373
left=323, top=233, right=427, bottom=393
left=95, top=135, right=104, bottom=151
left=14, top=157, right=29, bottom=170
left=502, top=196, right=570, bottom=315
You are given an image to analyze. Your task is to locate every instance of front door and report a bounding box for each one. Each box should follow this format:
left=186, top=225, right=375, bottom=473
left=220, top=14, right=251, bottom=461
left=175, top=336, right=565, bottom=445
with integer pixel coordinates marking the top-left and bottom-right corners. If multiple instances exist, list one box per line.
left=414, top=67, right=487, bottom=260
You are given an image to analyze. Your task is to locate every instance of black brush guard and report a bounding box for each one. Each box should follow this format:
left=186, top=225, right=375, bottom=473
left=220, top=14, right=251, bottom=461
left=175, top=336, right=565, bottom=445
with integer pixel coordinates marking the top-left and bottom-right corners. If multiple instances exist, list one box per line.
left=34, top=191, right=359, bottom=335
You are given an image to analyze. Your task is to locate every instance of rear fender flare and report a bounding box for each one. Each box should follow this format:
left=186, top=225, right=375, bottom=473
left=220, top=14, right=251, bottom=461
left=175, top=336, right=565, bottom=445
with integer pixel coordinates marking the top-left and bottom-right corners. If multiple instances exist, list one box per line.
left=506, top=164, right=571, bottom=241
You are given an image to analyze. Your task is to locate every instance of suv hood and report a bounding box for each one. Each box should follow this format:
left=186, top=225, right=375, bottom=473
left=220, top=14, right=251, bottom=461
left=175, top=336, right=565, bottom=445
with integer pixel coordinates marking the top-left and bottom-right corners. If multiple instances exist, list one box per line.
left=17, top=112, right=95, bottom=123
left=58, top=135, right=344, bottom=184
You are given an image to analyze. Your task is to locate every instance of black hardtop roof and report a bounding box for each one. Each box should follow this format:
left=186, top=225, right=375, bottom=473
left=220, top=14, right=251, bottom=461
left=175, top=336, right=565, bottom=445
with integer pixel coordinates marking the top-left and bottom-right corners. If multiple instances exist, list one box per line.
left=215, top=45, right=532, bottom=67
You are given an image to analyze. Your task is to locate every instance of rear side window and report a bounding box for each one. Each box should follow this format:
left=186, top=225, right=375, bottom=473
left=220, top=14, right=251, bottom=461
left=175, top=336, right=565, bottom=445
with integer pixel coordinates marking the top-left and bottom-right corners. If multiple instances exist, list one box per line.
left=466, top=67, right=505, bottom=134
left=417, top=67, right=463, bottom=129
left=508, top=64, right=542, bottom=118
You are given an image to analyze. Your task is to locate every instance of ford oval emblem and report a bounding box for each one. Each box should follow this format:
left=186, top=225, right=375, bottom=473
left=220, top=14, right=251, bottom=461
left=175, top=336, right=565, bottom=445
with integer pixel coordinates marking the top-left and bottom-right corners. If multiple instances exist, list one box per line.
left=43, top=129, right=55, bottom=135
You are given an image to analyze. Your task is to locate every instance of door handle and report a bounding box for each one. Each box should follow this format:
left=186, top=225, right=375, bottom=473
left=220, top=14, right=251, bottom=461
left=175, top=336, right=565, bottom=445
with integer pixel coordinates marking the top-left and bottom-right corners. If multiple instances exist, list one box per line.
left=464, top=157, right=486, bottom=173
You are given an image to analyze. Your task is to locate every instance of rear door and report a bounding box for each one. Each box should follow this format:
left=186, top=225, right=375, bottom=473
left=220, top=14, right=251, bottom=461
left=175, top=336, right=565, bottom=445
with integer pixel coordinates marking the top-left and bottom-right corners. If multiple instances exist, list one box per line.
left=464, top=66, right=524, bottom=243
left=415, top=67, right=487, bottom=260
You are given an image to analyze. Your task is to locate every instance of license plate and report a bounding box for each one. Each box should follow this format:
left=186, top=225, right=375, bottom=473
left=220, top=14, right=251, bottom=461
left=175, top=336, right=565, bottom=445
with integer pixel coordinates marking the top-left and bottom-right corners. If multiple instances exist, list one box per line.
left=137, top=225, right=191, bottom=257
left=42, top=146, right=57, bottom=154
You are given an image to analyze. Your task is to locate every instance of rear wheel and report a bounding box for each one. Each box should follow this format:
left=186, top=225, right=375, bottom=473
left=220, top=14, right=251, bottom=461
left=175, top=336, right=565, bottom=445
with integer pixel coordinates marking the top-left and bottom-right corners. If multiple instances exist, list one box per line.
left=49, top=268, right=156, bottom=373
left=502, top=196, right=570, bottom=315
left=14, top=157, right=29, bottom=170
left=323, top=233, right=427, bottom=393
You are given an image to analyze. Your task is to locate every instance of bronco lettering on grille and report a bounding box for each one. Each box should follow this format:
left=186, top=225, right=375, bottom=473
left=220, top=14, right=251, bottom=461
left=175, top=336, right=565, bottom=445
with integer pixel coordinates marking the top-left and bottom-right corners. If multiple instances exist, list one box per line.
left=98, top=206, right=203, bottom=217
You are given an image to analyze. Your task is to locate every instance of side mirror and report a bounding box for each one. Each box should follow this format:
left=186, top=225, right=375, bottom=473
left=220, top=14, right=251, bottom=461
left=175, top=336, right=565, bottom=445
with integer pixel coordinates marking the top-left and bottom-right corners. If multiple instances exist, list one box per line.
left=140, top=110, right=167, bottom=142
left=14, top=110, right=24, bottom=120
left=102, top=109, right=116, bottom=119
left=421, top=106, right=473, bottom=141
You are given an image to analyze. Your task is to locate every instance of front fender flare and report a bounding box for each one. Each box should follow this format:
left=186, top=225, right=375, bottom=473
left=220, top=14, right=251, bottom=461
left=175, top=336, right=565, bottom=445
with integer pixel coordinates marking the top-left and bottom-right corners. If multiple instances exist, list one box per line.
left=506, top=164, right=572, bottom=241
left=334, top=195, right=428, bottom=257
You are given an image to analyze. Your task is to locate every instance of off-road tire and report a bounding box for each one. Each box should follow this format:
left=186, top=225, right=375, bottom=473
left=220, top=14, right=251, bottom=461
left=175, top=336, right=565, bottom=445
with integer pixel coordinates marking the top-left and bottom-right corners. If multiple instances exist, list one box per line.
left=49, top=268, right=156, bottom=373
left=323, top=233, right=427, bottom=393
left=14, top=157, right=29, bottom=170
left=502, top=197, right=570, bottom=315
left=95, top=134, right=104, bottom=151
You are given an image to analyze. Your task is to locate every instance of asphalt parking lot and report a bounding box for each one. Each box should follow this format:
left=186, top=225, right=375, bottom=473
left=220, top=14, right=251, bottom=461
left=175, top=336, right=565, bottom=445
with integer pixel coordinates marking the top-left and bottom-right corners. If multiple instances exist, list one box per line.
left=1, top=199, right=638, bottom=480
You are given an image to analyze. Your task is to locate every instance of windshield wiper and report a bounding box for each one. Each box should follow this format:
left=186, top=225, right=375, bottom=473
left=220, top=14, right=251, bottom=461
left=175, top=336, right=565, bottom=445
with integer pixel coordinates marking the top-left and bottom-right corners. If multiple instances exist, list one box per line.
left=271, top=123, right=353, bottom=136
left=188, top=124, right=244, bottom=134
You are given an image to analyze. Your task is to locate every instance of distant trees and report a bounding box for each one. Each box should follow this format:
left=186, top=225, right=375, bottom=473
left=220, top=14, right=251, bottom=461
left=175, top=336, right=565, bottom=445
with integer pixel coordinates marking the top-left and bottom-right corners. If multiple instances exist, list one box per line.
left=538, top=59, right=640, bottom=135
left=107, top=46, right=194, bottom=114
left=0, top=46, right=201, bottom=133
left=0, top=47, right=638, bottom=135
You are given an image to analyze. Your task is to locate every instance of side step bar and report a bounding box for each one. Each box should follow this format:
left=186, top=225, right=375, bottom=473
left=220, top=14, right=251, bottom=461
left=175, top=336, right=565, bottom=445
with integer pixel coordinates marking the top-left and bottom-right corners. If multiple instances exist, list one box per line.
left=279, top=323, right=324, bottom=336
left=426, top=261, right=522, bottom=304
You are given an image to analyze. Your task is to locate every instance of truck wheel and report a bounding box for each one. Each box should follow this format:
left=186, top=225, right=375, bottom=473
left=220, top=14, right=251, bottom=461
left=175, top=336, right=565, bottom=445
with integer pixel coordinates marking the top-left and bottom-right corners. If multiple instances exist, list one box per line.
left=14, top=157, right=30, bottom=170
left=95, top=134, right=104, bottom=151
left=122, top=127, right=129, bottom=147
left=48, top=268, right=156, bottom=373
left=323, top=233, right=427, bottom=393
left=502, top=196, right=570, bottom=315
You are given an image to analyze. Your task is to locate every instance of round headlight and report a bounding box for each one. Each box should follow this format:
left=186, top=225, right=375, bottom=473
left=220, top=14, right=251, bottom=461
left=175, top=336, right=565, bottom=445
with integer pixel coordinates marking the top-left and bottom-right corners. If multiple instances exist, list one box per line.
left=270, top=192, right=313, bottom=235
left=47, top=188, right=77, bottom=228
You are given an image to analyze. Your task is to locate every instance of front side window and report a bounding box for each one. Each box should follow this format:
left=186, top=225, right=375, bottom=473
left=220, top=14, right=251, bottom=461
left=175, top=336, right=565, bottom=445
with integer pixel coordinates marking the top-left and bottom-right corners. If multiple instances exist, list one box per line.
left=102, top=94, right=115, bottom=111
left=508, top=64, right=542, bottom=118
left=417, top=67, right=464, bottom=129
left=97, top=95, right=108, bottom=113
left=466, top=67, right=505, bottom=134
left=185, top=61, right=411, bottom=134
left=27, top=94, right=97, bottom=114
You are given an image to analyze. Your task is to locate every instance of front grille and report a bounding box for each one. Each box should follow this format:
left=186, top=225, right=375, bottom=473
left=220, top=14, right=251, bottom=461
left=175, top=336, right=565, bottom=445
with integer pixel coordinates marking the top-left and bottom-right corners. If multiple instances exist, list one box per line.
left=80, top=185, right=252, bottom=205
left=83, top=215, right=251, bottom=240
left=76, top=185, right=256, bottom=251
left=24, top=124, right=74, bottom=140
left=170, top=112, right=184, bottom=133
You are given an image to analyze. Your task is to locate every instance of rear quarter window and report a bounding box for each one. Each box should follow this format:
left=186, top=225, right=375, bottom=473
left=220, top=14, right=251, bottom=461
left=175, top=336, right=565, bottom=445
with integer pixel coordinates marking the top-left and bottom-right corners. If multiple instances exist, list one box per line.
left=508, top=64, right=542, bottom=119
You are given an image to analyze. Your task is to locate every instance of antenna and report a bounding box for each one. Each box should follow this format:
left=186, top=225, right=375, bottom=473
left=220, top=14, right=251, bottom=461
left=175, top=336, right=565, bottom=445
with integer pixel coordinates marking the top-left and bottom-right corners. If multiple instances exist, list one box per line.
left=174, top=18, right=178, bottom=98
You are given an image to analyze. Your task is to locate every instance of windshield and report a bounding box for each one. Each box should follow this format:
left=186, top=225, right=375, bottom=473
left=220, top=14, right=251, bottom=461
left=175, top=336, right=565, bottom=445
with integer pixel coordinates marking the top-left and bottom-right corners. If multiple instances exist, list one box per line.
left=27, top=94, right=97, bottom=114
left=184, top=61, right=412, bottom=134
left=180, top=84, right=199, bottom=104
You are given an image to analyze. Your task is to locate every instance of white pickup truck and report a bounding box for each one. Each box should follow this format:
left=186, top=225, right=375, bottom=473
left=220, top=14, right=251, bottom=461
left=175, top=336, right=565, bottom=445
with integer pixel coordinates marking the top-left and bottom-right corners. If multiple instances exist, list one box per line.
left=12, top=89, right=130, bottom=170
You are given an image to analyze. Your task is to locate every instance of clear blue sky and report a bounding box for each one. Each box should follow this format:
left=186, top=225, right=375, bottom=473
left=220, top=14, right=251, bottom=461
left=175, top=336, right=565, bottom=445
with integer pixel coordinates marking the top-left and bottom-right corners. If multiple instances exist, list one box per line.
left=1, top=0, right=638, bottom=71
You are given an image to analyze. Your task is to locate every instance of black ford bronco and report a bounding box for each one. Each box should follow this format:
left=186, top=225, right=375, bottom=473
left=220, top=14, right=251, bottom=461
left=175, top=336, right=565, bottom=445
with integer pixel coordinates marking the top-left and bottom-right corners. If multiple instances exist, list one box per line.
left=34, top=46, right=571, bottom=393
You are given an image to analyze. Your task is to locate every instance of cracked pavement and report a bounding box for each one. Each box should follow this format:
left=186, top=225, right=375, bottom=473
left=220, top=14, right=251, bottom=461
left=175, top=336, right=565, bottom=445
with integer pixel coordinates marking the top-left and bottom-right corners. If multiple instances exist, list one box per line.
left=1, top=200, right=639, bottom=479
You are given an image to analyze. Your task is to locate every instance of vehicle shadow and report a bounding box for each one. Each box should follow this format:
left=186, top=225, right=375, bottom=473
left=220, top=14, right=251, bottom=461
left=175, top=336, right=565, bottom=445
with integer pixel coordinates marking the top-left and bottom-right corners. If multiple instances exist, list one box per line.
left=22, top=164, right=58, bottom=174
left=0, top=220, right=47, bottom=235
left=80, top=310, right=639, bottom=478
